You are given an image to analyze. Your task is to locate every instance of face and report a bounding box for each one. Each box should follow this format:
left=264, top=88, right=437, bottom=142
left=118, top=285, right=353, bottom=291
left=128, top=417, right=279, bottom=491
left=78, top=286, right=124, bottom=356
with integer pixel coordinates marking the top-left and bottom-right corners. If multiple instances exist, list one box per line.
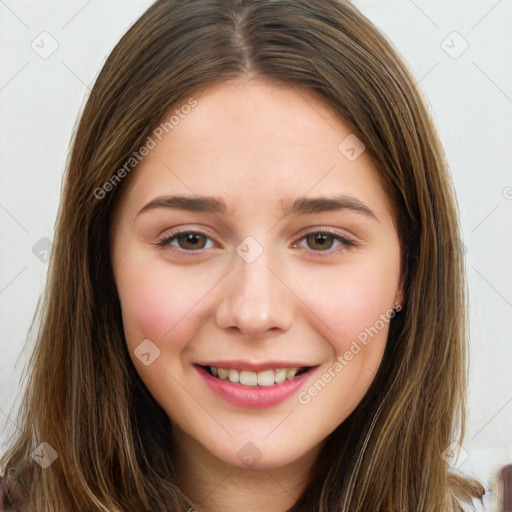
left=111, top=79, right=403, bottom=471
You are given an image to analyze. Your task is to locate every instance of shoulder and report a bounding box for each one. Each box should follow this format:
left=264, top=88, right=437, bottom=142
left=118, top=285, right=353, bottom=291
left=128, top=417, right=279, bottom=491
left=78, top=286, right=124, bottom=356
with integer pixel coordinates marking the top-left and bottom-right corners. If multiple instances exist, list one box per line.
left=0, top=474, right=20, bottom=512
left=456, top=496, right=487, bottom=512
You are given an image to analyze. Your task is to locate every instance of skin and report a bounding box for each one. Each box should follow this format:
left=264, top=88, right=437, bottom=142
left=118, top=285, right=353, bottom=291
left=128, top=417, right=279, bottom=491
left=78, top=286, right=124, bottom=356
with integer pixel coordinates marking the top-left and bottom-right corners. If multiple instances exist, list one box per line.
left=110, top=78, right=403, bottom=512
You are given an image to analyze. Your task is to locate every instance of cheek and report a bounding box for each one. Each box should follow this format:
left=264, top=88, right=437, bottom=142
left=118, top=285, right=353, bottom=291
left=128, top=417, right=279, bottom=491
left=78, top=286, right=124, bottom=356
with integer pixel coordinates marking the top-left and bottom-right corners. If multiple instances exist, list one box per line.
left=300, top=259, right=398, bottom=354
left=294, top=261, right=398, bottom=426
left=116, top=258, right=207, bottom=352
left=115, top=259, right=212, bottom=413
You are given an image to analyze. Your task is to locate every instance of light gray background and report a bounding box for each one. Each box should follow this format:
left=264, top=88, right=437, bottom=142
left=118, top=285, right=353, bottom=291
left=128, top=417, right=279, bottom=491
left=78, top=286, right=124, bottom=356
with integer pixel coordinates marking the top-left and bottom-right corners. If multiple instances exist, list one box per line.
left=1, top=1, right=511, bottom=509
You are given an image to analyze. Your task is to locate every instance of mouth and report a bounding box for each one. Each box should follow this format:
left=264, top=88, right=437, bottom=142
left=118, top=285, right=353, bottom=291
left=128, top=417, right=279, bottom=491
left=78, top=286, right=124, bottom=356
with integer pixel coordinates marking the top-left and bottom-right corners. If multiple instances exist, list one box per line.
left=199, top=365, right=314, bottom=387
left=195, top=363, right=318, bottom=408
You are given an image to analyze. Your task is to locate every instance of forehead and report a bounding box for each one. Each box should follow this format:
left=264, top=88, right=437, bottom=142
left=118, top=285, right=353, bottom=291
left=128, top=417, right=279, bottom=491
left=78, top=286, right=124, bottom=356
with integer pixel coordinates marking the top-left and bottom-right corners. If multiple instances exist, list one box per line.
left=115, top=79, right=389, bottom=220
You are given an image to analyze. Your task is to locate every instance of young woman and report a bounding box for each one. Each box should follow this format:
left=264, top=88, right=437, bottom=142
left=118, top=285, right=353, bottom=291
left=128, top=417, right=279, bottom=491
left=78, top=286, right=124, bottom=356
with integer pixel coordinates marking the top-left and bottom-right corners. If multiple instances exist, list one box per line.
left=0, top=0, right=486, bottom=510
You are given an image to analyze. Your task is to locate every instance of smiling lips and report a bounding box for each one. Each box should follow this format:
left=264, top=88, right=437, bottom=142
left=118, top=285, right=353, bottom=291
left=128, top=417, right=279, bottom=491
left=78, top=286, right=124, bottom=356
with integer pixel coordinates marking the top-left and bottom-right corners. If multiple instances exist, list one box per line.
left=196, top=362, right=317, bottom=408
left=208, top=366, right=306, bottom=386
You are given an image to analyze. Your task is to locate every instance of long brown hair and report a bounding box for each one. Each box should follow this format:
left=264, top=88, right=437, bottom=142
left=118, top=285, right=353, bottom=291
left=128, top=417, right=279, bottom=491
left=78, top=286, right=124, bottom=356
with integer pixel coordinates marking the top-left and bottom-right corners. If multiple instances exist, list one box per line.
left=1, top=0, right=485, bottom=510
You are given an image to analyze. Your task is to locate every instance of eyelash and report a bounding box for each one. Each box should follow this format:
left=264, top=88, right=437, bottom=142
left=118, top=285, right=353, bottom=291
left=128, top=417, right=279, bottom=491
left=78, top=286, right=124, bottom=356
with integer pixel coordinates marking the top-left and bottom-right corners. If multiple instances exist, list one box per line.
left=154, top=228, right=358, bottom=258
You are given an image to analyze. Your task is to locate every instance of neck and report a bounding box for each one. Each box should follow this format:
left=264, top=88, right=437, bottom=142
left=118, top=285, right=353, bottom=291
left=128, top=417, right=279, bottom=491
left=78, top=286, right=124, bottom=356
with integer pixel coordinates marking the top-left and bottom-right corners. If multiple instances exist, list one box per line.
left=171, top=427, right=322, bottom=512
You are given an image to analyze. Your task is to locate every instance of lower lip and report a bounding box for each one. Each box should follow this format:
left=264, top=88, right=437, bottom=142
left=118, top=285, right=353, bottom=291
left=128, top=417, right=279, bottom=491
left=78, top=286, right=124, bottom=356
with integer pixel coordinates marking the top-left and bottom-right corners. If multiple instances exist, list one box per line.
left=195, top=365, right=315, bottom=409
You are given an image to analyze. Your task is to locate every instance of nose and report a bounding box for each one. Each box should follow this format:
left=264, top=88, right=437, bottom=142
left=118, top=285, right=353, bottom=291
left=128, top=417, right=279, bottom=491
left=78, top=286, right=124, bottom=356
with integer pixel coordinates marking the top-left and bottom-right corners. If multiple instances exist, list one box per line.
left=215, top=244, right=294, bottom=339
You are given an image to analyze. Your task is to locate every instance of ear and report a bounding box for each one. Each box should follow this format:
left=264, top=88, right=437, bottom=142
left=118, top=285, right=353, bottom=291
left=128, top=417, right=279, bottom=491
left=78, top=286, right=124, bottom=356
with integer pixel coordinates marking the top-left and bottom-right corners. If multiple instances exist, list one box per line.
left=393, top=285, right=404, bottom=310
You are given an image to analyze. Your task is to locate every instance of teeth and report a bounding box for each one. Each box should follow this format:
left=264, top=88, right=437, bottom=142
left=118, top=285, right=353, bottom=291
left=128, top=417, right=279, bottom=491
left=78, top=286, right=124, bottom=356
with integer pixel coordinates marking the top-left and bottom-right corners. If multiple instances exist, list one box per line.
left=217, top=368, right=229, bottom=380
left=239, top=370, right=258, bottom=386
left=274, top=368, right=287, bottom=384
left=209, top=366, right=304, bottom=386
left=257, top=369, right=275, bottom=387
left=286, top=368, right=298, bottom=379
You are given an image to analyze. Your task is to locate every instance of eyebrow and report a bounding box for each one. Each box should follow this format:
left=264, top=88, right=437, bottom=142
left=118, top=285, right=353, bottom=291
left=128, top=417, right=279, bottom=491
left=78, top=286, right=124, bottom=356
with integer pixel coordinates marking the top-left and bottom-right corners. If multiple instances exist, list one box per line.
left=137, top=194, right=378, bottom=220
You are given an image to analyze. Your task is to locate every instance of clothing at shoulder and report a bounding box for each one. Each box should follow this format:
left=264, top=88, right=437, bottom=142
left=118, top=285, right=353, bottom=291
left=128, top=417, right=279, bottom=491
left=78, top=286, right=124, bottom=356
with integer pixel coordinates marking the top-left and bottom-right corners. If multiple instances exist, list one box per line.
left=0, top=475, right=20, bottom=512
left=458, top=496, right=487, bottom=512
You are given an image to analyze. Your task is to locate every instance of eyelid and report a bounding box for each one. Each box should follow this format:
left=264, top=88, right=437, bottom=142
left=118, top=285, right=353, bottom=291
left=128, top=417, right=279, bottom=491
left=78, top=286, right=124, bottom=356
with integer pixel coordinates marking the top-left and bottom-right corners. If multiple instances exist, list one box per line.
left=155, top=227, right=217, bottom=252
left=291, top=226, right=356, bottom=243
left=290, top=228, right=357, bottom=256
left=154, top=226, right=358, bottom=255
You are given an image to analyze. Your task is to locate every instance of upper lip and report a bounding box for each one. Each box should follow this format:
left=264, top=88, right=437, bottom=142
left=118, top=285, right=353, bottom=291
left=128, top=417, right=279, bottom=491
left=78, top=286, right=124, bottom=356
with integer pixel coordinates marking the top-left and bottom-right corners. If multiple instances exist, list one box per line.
left=196, top=360, right=317, bottom=372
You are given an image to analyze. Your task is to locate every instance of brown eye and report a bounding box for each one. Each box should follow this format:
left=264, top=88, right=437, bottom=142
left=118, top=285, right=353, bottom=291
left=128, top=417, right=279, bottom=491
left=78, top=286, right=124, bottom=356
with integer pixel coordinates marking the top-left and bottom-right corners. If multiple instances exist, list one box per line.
left=175, top=233, right=209, bottom=250
left=292, top=230, right=357, bottom=256
left=156, top=231, right=215, bottom=251
left=305, top=233, right=336, bottom=251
